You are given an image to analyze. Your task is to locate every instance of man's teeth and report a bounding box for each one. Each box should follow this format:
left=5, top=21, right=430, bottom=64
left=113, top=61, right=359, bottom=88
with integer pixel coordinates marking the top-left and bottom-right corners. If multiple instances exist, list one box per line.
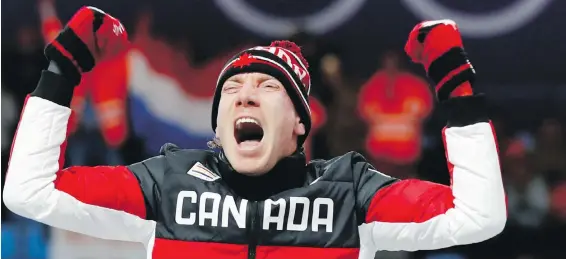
left=236, top=117, right=260, bottom=127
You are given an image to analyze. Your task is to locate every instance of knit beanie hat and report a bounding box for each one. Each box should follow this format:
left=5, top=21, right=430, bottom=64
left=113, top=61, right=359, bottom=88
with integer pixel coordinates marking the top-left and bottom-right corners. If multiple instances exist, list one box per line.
left=211, top=40, right=312, bottom=146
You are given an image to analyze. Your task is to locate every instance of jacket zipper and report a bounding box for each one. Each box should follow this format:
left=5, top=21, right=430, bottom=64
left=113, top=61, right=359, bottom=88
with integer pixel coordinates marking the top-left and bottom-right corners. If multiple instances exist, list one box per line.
left=247, top=201, right=259, bottom=259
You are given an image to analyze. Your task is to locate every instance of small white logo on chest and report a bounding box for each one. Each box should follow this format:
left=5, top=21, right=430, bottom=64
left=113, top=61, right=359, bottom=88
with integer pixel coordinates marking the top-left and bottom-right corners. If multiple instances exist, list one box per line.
left=187, top=162, right=221, bottom=181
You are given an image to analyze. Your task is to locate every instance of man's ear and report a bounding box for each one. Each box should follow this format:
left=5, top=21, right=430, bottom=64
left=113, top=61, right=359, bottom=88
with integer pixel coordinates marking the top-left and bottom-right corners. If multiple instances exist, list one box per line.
left=294, top=117, right=306, bottom=136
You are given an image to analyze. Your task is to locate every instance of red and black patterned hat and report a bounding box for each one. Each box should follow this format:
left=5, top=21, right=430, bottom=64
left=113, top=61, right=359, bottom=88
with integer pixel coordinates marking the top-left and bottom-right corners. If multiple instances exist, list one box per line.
left=211, top=40, right=312, bottom=145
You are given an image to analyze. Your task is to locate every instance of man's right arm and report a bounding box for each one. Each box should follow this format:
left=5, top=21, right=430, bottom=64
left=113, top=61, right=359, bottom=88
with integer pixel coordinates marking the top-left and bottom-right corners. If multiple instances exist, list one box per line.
left=2, top=70, right=156, bottom=245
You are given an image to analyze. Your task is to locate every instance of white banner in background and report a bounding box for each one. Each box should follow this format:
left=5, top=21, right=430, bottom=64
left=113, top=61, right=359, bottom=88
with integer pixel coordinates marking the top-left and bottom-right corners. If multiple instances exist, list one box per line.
left=49, top=229, right=146, bottom=259
left=214, top=0, right=367, bottom=37
left=401, top=0, right=553, bottom=38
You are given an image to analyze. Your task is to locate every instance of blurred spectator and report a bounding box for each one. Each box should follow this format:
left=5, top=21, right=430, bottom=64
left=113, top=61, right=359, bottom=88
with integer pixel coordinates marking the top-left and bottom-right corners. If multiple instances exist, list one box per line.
left=503, top=138, right=549, bottom=228
left=532, top=118, right=566, bottom=184
left=357, top=50, right=433, bottom=178
left=320, top=53, right=366, bottom=157
left=65, top=103, right=125, bottom=166
left=1, top=25, right=47, bottom=108
left=1, top=86, right=19, bottom=221
left=549, top=183, right=566, bottom=222
left=541, top=120, right=566, bottom=256
left=2, top=88, right=18, bottom=152
left=539, top=181, right=566, bottom=259
left=304, top=96, right=327, bottom=161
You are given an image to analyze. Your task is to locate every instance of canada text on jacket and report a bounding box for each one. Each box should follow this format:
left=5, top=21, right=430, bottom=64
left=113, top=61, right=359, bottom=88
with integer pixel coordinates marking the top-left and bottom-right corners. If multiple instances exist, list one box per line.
left=175, top=191, right=334, bottom=232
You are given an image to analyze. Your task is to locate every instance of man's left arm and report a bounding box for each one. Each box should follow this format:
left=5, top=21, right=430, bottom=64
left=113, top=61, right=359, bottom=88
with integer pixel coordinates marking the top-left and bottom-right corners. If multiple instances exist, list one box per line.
left=355, top=95, right=506, bottom=251
left=354, top=20, right=506, bottom=251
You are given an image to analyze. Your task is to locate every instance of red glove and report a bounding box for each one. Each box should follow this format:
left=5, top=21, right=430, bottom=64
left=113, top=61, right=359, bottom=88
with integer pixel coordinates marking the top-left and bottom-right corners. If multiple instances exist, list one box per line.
left=44, top=6, right=129, bottom=85
left=405, top=20, right=474, bottom=100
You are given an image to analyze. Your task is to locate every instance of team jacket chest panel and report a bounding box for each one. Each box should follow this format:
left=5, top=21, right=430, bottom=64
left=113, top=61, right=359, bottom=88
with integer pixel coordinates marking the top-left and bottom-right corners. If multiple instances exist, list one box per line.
left=127, top=147, right=399, bottom=258
left=157, top=172, right=248, bottom=243
left=154, top=164, right=360, bottom=248
left=257, top=181, right=359, bottom=247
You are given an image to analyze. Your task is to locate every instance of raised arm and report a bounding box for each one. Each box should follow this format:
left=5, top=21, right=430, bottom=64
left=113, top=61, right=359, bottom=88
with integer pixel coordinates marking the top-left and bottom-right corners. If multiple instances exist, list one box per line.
left=38, top=0, right=90, bottom=136
left=3, top=6, right=156, bottom=246
left=355, top=20, right=506, bottom=252
left=3, top=72, right=155, bottom=245
left=356, top=95, right=505, bottom=251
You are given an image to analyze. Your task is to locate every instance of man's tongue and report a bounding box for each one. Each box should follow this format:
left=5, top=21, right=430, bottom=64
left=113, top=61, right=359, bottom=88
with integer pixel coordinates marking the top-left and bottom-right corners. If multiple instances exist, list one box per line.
left=239, top=139, right=261, bottom=149
left=236, top=122, right=264, bottom=149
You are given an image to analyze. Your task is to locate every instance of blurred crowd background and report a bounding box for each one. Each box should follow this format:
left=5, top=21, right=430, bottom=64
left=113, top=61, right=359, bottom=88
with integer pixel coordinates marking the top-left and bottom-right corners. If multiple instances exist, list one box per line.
left=2, top=0, right=566, bottom=258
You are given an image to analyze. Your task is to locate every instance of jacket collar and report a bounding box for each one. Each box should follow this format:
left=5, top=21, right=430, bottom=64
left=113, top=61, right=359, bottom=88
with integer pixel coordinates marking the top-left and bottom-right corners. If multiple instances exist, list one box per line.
left=218, top=149, right=307, bottom=201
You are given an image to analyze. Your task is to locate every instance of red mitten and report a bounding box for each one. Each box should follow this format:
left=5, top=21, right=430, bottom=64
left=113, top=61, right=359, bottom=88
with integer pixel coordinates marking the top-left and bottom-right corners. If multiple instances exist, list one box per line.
left=44, top=6, right=129, bottom=85
left=405, top=20, right=474, bottom=100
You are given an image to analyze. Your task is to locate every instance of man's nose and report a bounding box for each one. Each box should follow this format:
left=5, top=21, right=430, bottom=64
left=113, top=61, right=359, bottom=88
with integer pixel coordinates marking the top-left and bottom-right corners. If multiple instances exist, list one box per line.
left=235, top=85, right=259, bottom=107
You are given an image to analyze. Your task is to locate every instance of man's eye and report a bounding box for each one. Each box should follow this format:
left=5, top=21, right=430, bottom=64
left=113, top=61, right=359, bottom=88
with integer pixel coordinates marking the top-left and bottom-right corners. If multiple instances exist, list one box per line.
left=222, top=85, right=239, bottom=93
left=263, top=84, right=279, bottom=89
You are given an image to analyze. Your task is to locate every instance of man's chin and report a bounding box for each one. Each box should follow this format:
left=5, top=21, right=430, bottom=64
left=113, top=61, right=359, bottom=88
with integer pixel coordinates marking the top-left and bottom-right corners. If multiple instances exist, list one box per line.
left=231, top=157, right=271, bottom=176
left=225, top=142, right=272, bottom=175
left=235, top=140, right=264, bottom=156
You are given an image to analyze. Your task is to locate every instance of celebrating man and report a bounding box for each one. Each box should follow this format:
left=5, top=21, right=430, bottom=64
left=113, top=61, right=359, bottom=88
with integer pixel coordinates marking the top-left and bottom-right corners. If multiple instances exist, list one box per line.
left=3, top=7, right=505, bottom=259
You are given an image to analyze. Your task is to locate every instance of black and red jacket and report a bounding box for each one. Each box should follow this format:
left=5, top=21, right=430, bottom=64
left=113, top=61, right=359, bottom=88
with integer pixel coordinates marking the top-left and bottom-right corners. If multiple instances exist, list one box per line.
left=3, top=70, right=506, bottom=259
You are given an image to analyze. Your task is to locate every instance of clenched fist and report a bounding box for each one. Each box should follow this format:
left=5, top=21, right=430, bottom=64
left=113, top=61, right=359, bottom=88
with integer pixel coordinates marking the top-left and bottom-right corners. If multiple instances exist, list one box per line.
left=45, top=6, right=129, bottom=85
left=405, top=20, right=475, bottom=100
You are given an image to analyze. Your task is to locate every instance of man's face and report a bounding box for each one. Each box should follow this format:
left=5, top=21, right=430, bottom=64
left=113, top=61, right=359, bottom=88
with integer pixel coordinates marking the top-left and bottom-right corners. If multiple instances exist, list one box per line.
left=216, top=72, right=305, bottom=175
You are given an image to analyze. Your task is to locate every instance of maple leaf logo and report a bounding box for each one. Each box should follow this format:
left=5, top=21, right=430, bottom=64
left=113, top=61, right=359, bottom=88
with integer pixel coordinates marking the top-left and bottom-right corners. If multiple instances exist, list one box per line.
left=232, top=53, right=257, bottom=68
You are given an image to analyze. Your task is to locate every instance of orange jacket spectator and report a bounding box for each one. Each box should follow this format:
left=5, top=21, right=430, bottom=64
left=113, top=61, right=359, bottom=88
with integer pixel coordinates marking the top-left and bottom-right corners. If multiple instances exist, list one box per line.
left=358, top=57, right=433, bottom=164
left=39, top=0, right=129, bottom=147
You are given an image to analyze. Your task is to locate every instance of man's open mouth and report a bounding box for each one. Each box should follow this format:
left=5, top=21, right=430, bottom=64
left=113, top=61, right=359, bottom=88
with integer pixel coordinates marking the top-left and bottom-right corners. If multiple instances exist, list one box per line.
left=234, top=117, right=264, bottom=145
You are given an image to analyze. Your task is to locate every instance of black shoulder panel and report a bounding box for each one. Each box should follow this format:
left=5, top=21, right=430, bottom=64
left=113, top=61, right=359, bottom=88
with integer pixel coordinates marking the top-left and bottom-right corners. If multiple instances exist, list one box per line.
left=128, top=143, right=217, bottom=220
